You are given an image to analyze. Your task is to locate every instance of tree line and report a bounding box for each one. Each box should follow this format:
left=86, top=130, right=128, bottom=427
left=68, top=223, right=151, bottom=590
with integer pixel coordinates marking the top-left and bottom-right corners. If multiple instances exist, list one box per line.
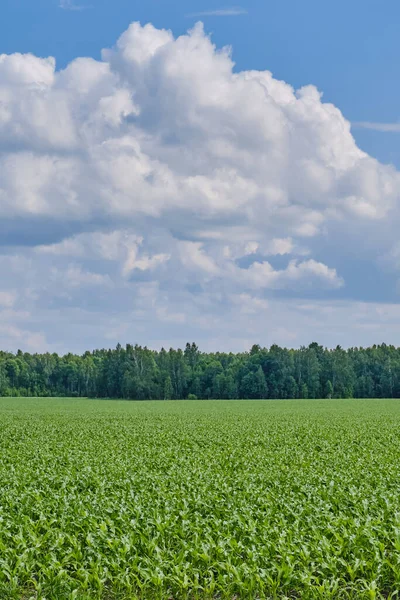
left=0, top=342, right=400, bottom=399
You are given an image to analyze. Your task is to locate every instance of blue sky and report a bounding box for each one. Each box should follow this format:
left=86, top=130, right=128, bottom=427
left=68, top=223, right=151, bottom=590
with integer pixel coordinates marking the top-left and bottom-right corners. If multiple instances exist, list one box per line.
left=1, top=0, right=400, bottom=352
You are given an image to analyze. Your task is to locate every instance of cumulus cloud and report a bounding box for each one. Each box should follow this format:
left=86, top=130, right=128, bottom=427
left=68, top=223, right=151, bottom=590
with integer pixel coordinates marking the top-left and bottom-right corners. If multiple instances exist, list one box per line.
left=1, top=21, right=398, bottom=228
left=0, top=21, right=399, bottom=351
left=242, top=259, right=343, bottom=290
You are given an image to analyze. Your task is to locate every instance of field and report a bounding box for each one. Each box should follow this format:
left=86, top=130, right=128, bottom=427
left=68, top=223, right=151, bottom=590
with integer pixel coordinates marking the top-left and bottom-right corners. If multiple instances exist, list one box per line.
left=1, top=399, right=400, bottom=599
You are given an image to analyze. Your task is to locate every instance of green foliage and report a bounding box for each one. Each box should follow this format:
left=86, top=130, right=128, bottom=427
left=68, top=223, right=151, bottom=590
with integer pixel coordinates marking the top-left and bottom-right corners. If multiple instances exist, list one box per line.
left=2, top=342, right=400, bottom=399
left=1, top=398, right=400, bottom=598
left=163, top=375, right=173, bottom=400
left=301, top=382, right=309, bottom=399
left=325, top=379, right=334, bottom=399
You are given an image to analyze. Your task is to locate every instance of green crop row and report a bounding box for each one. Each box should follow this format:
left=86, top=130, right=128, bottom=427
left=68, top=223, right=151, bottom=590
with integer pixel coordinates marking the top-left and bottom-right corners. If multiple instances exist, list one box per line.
left=0, top=398, right=400, bottom=599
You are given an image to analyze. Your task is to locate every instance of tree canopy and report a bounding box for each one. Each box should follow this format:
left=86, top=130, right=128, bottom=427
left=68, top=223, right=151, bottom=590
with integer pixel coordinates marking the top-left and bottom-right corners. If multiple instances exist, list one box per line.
left=0, top=342, right=400, bottom=399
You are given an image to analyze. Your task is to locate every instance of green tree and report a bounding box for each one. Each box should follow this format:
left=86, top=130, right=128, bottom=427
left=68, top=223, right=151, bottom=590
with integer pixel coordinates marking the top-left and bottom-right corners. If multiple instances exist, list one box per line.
left=240, top=366, right=268, bottom=399
left=164, top=376, right=173, bottom=400
left=325, top=380, right=333, bottom=399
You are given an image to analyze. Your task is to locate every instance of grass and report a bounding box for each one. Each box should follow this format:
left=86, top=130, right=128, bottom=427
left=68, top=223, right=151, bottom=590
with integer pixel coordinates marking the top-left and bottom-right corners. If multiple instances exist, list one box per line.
left=0, top=398, right=400, bottom=599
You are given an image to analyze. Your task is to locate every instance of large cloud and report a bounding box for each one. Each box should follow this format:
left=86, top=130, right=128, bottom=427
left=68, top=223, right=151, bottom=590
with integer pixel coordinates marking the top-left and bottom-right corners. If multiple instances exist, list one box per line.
left=0, top=22, right=399, bottom=352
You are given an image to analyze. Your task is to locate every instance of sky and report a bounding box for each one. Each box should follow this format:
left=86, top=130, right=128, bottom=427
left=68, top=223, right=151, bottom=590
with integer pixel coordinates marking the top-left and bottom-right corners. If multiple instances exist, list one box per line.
left=1, top=0, right=400, bottom=354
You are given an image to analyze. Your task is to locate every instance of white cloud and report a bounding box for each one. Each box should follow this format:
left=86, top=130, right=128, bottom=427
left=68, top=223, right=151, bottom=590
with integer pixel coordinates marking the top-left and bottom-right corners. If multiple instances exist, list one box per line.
left=242, top=238, right=294, bottom=256
left=37, top=231, right=142, bottom=260
left=264, top=238, right=294, bottom=256
left=232, top=293, right=269, bottom=315
left=240, top=259, right=343, bottom=290
left=37, top=230, right=170, bottom=278
left=179, top=241, right=219, bottom=275
left=63, top=265, right=112, bottom=288
left=352, top=121, right=400, bottom=133
left=59, top=0, right=90, bottom=11
left=1, top=21, right=396, bottom=229
left=186, top=8, right=247, bottom=17
left=122, top=249, right=170, bottom=276
left=0, top=291, right=16, bottom=308
left=0, top=322, right=49, bottom=353
left=0, top=22, right=399, bottom=351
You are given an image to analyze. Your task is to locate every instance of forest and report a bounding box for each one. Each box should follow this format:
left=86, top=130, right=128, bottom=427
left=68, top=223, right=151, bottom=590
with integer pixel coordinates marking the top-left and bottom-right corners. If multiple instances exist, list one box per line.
left=0, top=342, right=400, bottom=399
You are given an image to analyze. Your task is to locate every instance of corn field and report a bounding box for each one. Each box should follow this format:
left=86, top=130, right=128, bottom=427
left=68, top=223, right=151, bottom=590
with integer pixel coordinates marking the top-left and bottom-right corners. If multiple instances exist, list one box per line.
left=1, top=398, right=400, bottom=599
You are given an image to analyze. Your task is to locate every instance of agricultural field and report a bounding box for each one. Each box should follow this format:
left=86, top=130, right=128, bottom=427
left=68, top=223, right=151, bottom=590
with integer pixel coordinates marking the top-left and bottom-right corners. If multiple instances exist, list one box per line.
left=1, top=399, right=400, bottom=599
